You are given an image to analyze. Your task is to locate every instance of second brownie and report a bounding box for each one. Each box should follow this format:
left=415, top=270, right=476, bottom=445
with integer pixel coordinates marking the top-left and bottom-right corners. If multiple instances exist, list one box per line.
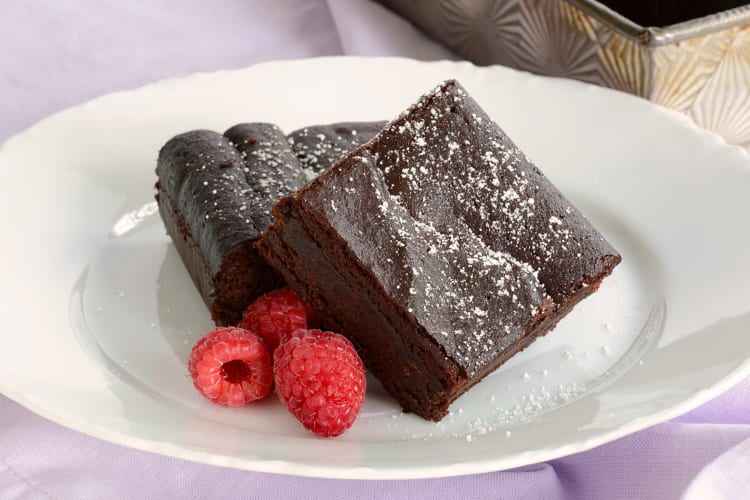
left=155, top=121, right=384, bottom=326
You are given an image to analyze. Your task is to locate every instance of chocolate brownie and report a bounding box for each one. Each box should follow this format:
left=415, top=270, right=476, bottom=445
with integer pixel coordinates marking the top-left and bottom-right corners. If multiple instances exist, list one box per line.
left=257, top=80, right=621, bottom=421
left=156, top=121, right=384, bottom=326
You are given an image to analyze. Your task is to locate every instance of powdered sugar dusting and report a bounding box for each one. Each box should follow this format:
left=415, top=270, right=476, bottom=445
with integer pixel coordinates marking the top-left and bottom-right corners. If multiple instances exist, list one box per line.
left=222, top=123, right=309, bottom=234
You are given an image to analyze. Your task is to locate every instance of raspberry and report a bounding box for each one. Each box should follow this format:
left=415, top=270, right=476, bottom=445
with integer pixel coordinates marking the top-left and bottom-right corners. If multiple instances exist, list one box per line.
left=239, top=287, right=316, bottom=352
left=274, top=329, right=366, bottom=437
left=188, top=327, right=272, bottom=406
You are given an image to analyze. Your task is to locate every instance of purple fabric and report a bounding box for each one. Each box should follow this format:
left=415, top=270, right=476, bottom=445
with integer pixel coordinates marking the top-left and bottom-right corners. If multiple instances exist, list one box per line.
left=2, top=1, right=749, bottom=498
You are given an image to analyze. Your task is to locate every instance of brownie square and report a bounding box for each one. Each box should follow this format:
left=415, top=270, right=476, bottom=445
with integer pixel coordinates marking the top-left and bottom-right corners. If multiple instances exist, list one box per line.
left=155, top=121, right=384, bottom=326
left=257, top=80, right=621, bottom=421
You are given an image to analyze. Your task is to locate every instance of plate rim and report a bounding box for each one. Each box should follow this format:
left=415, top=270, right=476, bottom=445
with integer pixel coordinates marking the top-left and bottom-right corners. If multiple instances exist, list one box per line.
left=1, top=55, right=749, bottom=479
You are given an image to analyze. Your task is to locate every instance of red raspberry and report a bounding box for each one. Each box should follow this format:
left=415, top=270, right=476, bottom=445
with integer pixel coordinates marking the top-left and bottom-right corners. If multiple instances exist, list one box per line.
left=239, top=287, right=317, bottom=352
left=188, top=327, right=272, bottom=406
left=274, top=329, right=366, bottom=437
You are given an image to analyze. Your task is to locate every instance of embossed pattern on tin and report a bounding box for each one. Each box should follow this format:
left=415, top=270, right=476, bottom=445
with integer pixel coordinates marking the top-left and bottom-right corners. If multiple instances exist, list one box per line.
left=377, top=0, right=750, bottom=144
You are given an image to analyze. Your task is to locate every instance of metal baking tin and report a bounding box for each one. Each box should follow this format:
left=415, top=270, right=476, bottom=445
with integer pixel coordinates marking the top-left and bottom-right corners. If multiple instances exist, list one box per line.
left=377, top=0, right=750, bottom=145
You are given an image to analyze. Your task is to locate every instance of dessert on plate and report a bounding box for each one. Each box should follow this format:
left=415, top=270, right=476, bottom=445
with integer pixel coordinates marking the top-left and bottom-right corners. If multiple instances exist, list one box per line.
left=257, top=80, right=621, bottom=421
left=155, top=80, right=620, bottom=424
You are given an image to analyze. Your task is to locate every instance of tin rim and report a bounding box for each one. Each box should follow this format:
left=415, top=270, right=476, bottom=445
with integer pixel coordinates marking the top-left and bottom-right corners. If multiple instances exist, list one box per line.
left=566, top=0, right=750, bottom=45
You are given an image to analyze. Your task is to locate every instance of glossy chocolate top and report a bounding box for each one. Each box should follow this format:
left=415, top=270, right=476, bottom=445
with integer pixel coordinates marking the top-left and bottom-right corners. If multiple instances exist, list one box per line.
left=157, top=121, right=385, bottom=276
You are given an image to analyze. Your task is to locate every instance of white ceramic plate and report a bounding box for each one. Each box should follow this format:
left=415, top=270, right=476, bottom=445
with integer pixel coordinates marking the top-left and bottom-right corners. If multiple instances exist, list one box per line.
left=1, top=57, right=749, bottom=479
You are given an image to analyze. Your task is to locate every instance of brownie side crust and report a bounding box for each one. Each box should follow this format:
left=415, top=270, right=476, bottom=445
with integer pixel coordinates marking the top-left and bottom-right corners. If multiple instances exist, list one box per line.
left=156, top=122, right=385, bottom=325
left=258, top=81, right=621, bottom=420
left=156, top=175, right=279, bottom=326
left=261, top=186, right=469, bottom=419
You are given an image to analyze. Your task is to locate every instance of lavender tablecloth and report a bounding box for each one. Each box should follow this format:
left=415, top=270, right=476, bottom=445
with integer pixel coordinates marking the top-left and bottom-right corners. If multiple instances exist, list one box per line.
left=2, top=1, right=749, bottom=498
